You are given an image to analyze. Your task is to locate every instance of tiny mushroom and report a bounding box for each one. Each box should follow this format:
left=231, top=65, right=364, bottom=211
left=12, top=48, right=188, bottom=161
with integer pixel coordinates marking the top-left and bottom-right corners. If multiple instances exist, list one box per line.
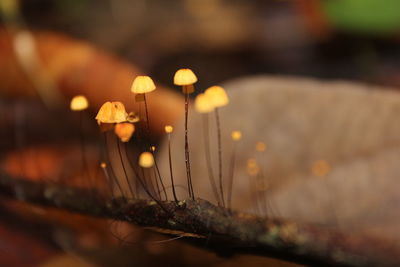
left=131, top=76, right=156, bottom=102
left=95, top=101, right=128, bottom=125
left=247, top=158, right=260, bottom=177
left=231, top=130, right=242, bottom=141
left=114, top=123, right=135, bottom=142
left=70, top=95, right=89, bottom=111
left=165, top=125, right=173, bottom=133
left=194, top=93, right=214, bottom=113
left=174, top=68, right=197, bottom=94
left=131, top=76, right=156, bottom=94
left=256, top=141, right=266, bottom=152
left=205, top=86, right=229, bottom=107
left=139, top=152, right=154, bottom=168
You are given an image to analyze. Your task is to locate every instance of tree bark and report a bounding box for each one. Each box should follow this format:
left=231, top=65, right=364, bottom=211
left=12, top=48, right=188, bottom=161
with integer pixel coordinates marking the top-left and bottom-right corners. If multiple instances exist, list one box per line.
left=0, top=171, right=398, bottom=267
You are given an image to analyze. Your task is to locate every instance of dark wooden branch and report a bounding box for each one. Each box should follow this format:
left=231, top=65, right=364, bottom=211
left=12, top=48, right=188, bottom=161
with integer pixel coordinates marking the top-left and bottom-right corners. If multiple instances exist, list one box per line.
left=0, top=171, right=398, bottom=267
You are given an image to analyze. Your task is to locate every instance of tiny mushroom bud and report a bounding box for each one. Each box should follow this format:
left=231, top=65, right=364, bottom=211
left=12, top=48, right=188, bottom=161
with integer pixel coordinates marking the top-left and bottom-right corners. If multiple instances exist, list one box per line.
left=95, top=101, right=128, bottom=125
left=205, top=86, right=229, bottom=107
left=70, top=95, right=89, bottom=111
left=173, top=68, right=198, bottom=86
left=114, top=123, right=135, bottom=142
left=139, top=152, right=154, bottom=168
left=312, top=160, right=331, bottom=177
left=247, top=158, right=260, bottom=177
left=231, top=130, right=242, bottom=141
left=131, top=76, right=156, bottom=94
left=194, top=93, right=214, bottom=113
left=256, top=142, right=266, bottom=152
left=165, top=125, right=173, bottom=133
left=150, top=146, right=156, bottom=152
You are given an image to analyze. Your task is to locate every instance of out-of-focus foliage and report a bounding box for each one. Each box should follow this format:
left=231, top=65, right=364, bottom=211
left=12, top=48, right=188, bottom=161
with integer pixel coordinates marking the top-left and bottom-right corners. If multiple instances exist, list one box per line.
left=321, top=0, right=400, bottom=34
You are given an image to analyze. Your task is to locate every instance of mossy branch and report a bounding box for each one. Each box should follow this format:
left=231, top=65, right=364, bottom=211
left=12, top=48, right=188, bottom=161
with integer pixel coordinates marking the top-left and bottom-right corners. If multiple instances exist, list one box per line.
left=0, top=171, right=398, bottom=267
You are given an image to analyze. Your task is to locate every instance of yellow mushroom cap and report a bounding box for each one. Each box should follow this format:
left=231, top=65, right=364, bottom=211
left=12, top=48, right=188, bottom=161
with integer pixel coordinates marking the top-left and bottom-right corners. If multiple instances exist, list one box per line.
left=231, top=130, right=242, bottom=141
left=131, top=76, right=156, bottom=94
left=194, top=93, right=214, bottom=113
left=114, top=123, right=135, bottom=142
left=205, top=86, right=229, bottom=107
left=95, top=101, right=128, bottom=125
left=139, top=152, right=154, bottom=168
left=70, top=95, right=89, bottom=111
left=173, top=68, right=198, bottom=86
left=165, top=125, right=173, bottom=133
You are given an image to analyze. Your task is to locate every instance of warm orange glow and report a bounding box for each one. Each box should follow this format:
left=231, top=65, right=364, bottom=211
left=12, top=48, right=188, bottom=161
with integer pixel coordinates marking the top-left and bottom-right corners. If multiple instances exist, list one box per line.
left=194, top=93, right=214, bottom=113
left=100, top=162, right=107, bottom=168
left=150, top=146, right=156, bottom=152
left=256, top=142, right=266, bottom=152
left=131, top=76, right=156, bottom=94
left=231, top=130, right=242, bottom=141
left=173, top=68, right=198, bottom=86
left=114, top=123, right=135, bottom=142
left=312, top=160, right=331, bottom=177
left=247, top=158, right=260, bottom=176
left=70, top=95, right=89, bottom=111
left=95, top=101, right=128, bottom=125
left=204, top=85, right=229, bottom=107
left=139, top=152, right=154, bottom=168
left=165, top=125, right=174, bottom=133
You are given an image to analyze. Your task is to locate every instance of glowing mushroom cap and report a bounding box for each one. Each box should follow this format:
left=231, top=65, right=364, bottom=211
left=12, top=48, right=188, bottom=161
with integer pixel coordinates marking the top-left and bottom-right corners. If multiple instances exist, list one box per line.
left=139, top=152, right=154, bottom=168
left=95, top=101, right=128, bottom=125
left=131, top=76, right=156, bottom=94
left=205, top=86, right=229, bottom=107
left=173, top=68, right=198, bottom=86
left=165, top=125, right=173, bottom=133
left=114, top=123, right=135, bottom=142
left=194, top=93, right=214, bottom=113
left=231, top=130, right=242, bottom=141
left=70, top=95, right=89, bottom=111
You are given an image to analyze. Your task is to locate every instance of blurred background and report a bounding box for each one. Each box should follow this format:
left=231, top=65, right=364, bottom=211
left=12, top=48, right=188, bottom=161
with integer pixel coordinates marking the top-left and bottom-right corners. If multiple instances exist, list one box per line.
left=1, top=0, right=400, bottom=266
left=3, top=0, right=400, bottom=90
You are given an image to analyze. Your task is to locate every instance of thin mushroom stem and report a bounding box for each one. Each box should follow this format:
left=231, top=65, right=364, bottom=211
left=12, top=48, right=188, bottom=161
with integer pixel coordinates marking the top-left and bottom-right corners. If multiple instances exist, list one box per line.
left=214, top=108, right=225, bottom=207
left=142, top=93, right=167, bottom=200
left=116, top=137, right=135, bottom=199
left=101, top=163, right=115, bottom=199
left=227, top=141, right=237, bottom=210
left=167, top=132, right=179, bottom=203
left=79, top=111, right=94, bottom=193
left=184, top=90, right=194, bottom=199
left=103, top=132, right=126, bottom=200
left=202, top=114, right=221, bottom=206
left=153, top=157, right=168, bottom=200
left=143, top=93, right=151, bottom=132
left=152, top=167, right=162, bottom=200
left=123, top=143, right=141, bottom=197
left=132, top=161, right=170, bottom=214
